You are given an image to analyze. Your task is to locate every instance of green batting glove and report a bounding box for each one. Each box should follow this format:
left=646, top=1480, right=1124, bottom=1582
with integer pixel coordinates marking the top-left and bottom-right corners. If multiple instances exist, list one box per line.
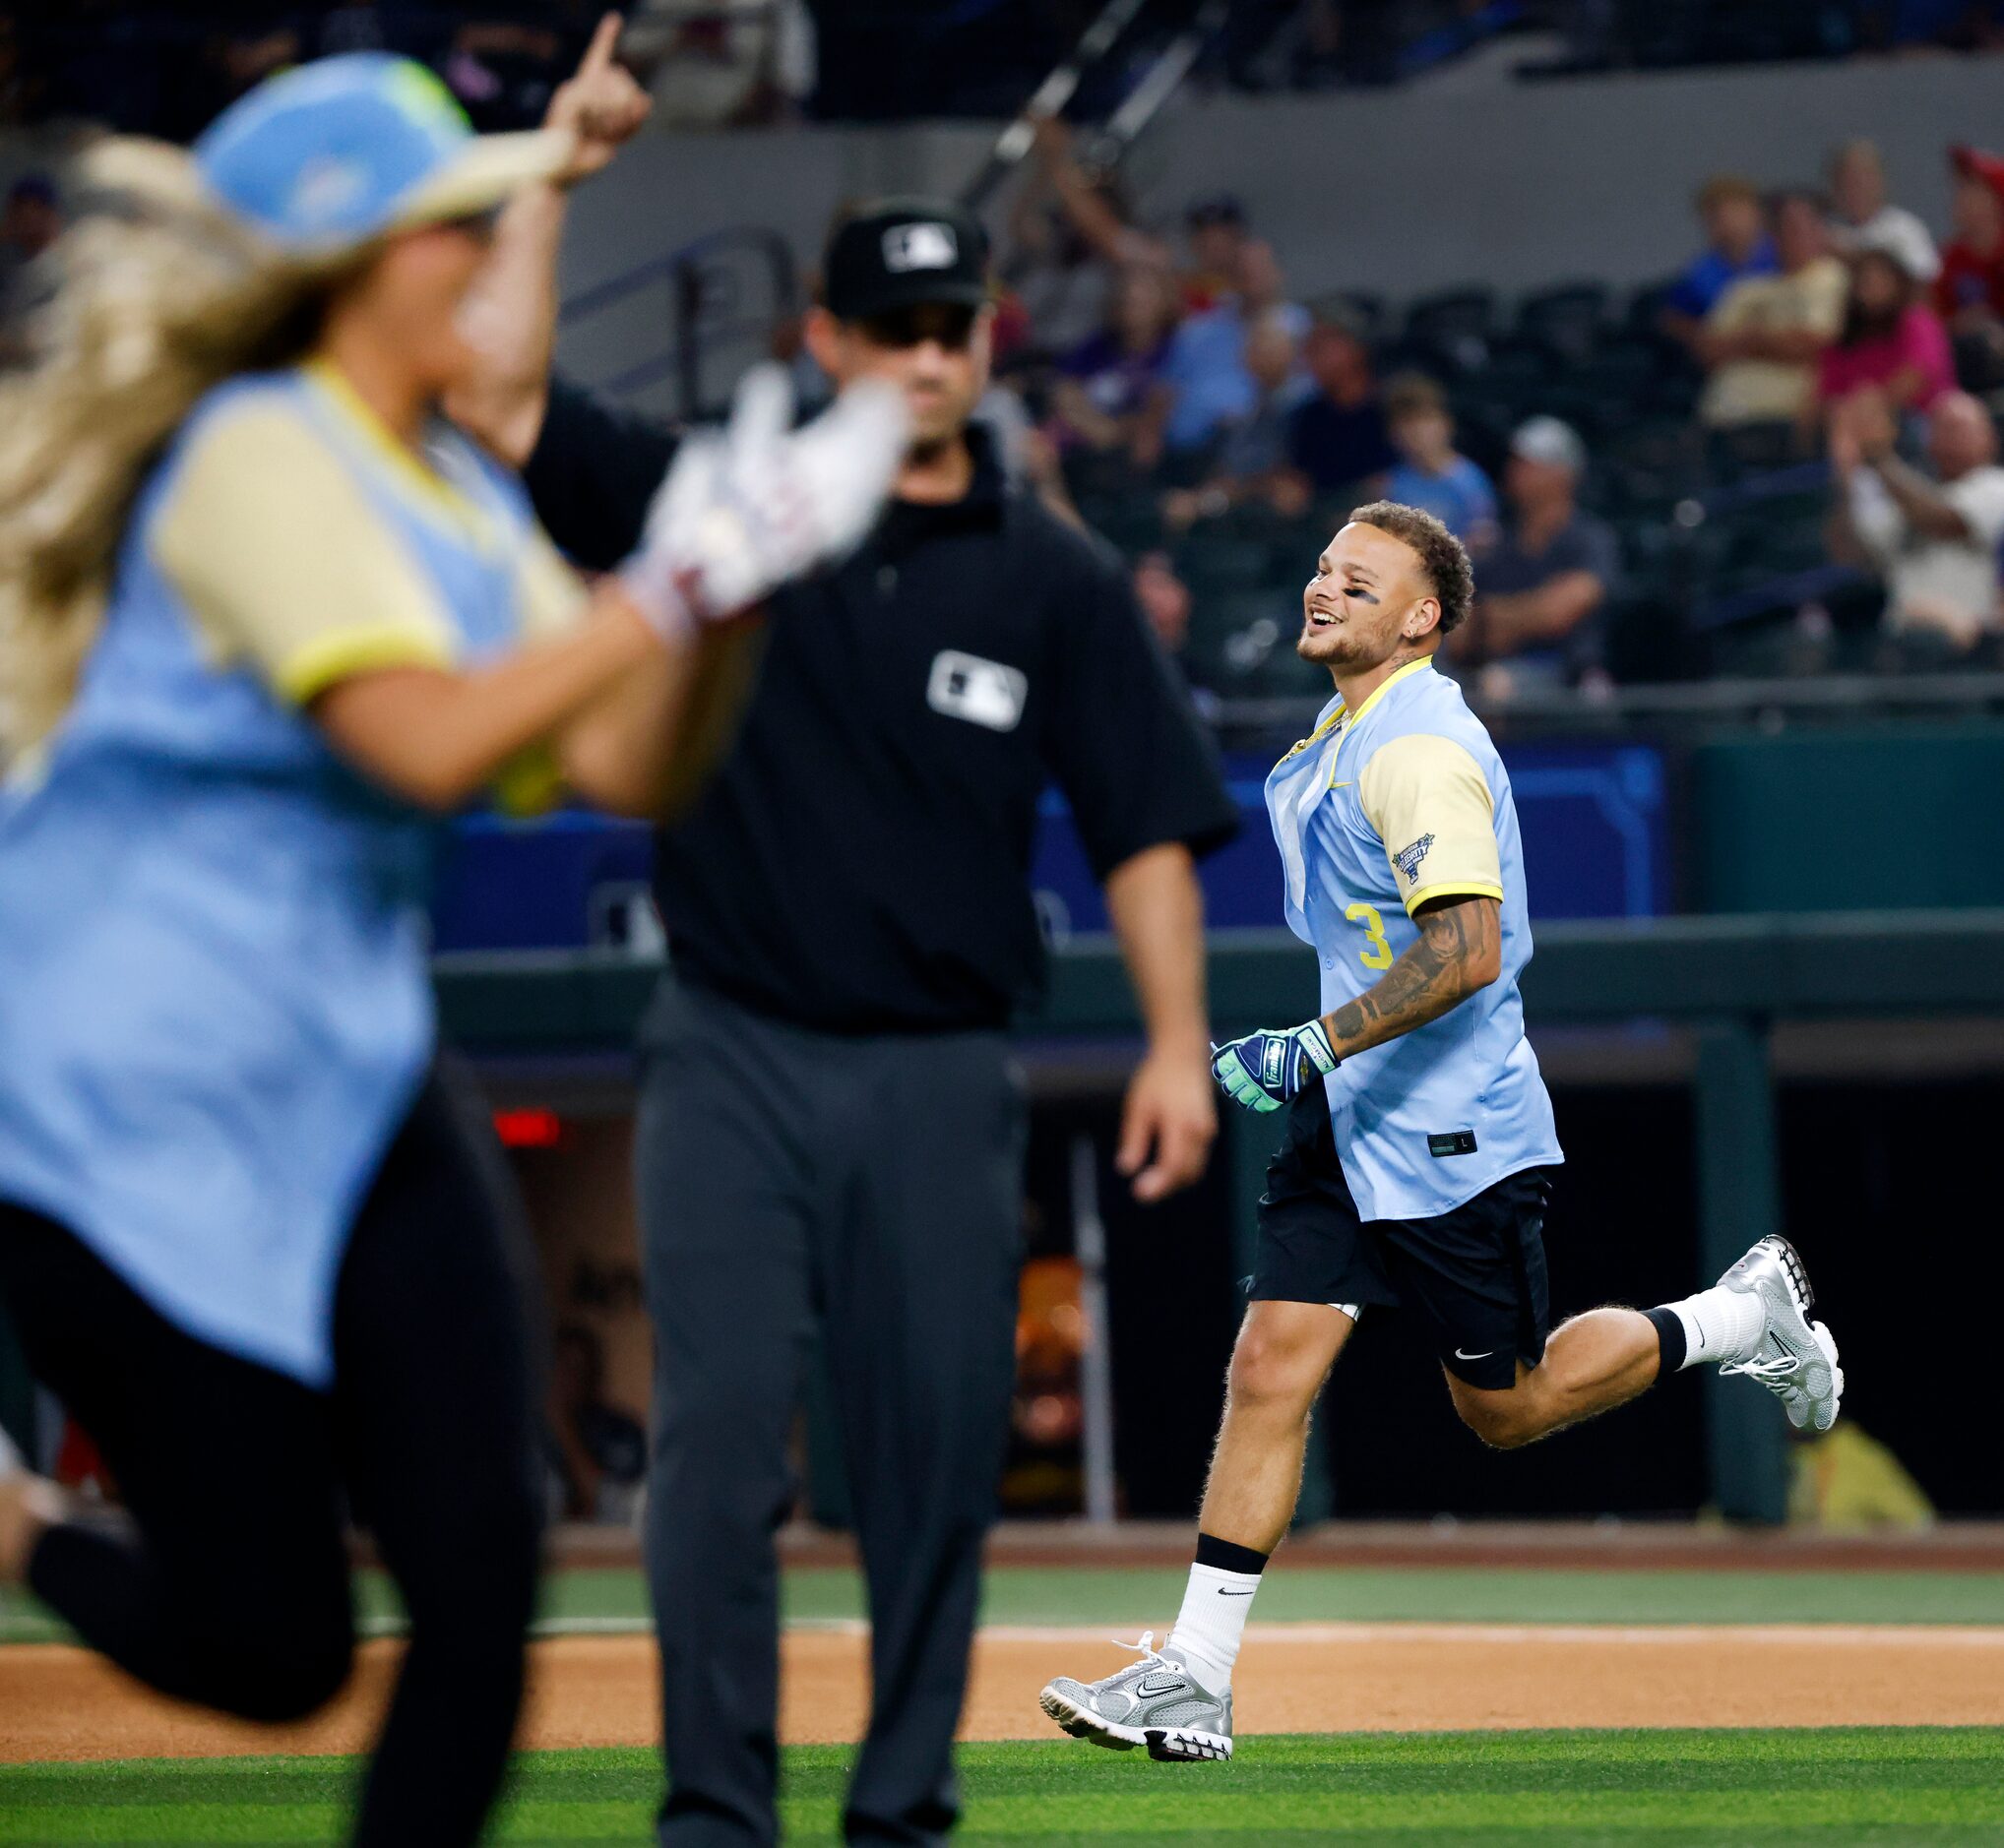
left=1209, top=1019, right=1340, bottom=1114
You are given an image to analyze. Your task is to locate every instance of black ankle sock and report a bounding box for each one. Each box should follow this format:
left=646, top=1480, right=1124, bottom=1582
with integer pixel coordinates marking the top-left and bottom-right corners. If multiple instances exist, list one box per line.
left=1644, top=1305, right=1687, bottom=1374
left=1194, top=1532, right=1270, bottom=1575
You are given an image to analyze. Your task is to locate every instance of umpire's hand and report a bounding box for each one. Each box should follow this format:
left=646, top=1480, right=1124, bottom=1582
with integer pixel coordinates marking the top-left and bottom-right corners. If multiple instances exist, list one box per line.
left=1116, top=1044, right=1217, bottom=1203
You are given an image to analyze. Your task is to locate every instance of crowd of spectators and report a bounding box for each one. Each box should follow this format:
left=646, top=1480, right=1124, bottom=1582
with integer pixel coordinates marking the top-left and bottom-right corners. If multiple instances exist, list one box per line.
left=7, top=8, right=2004, bottom=696
left=974, top=124, right=2004, bottom=699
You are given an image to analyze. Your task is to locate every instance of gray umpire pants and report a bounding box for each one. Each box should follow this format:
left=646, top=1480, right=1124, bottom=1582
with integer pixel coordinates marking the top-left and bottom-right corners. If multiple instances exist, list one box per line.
left=636, top=974, right=1026, bottom=1848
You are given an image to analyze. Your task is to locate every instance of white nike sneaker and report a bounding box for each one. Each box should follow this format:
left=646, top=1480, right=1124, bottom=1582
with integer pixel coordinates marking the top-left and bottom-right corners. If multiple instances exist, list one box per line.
left=1039, top=1632, right=1233, bottom=1762
left=1717, top=1235, right=1844, bottom=1432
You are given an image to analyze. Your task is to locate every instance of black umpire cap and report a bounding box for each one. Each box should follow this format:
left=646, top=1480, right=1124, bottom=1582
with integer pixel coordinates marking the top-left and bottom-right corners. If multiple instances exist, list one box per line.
left=822, top=197, right=990, bottom=321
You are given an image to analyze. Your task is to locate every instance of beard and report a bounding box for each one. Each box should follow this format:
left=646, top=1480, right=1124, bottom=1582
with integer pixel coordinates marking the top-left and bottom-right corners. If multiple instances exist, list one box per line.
left=1296, top=620, right=1367, bottom=666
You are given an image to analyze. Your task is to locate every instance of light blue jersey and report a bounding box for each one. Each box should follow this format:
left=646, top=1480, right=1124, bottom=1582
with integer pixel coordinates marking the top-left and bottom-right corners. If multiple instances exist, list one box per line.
left=1265, top=657, right=1561, bottom=1219
left=0, top=362, right=582, bottom=1386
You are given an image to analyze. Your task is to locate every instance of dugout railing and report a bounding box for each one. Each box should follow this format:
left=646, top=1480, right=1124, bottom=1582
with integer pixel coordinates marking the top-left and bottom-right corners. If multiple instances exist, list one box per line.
left=433, top=908, right=2004, bottom=1527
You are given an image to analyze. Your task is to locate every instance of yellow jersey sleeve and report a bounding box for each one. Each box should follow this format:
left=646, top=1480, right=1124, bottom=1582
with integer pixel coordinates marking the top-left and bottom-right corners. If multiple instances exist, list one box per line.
left=1356, top=732, right=1504, bottom=916
left=482, top=524, right=591, bottom=817
left=152, top=401, right=458, bottom=706
left=515, top=523, right=590, bottom=642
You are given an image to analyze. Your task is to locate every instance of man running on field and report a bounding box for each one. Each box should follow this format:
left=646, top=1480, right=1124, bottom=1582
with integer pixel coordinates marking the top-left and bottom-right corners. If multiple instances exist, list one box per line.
left=1038, top=501, right=1844, bottom=1764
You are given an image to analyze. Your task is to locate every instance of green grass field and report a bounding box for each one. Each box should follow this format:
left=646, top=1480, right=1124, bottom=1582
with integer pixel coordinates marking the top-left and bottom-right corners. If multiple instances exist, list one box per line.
left=7, top=1564, right=2002, bottom=1844
left=3, top=1731, right=2002, bottom=1846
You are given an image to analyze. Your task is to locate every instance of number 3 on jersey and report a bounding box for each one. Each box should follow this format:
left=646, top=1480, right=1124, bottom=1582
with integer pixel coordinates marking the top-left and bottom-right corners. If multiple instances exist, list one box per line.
left=1345, top=901, right=1394, bottom=970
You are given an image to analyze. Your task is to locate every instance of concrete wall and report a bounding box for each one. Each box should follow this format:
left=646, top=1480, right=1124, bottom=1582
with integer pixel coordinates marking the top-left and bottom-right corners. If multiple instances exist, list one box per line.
left=544, top=51, right=2004, bottom=403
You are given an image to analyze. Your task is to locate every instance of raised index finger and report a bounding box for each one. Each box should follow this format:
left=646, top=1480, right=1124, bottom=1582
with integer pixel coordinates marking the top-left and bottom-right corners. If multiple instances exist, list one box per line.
left=579, top=12, right=624, bottom=78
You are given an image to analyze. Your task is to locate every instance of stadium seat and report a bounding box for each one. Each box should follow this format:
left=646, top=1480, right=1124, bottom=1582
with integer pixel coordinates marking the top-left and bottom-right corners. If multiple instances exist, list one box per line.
left=1173, top=533, right=1279, bottom=596
left=1315, top=289, right=1386, bottom=339
left=1515, top=282, right=1610, bottom=363
left=1402, top=287, right=1498, bottom=374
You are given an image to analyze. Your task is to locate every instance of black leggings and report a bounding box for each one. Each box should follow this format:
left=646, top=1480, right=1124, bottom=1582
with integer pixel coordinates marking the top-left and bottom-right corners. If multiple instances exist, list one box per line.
left=0, top=1074, right=543, bottom=1847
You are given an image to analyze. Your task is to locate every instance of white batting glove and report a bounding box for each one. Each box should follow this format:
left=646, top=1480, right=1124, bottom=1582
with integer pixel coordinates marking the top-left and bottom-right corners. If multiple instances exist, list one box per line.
left=618, top=365, right=908, bottom=643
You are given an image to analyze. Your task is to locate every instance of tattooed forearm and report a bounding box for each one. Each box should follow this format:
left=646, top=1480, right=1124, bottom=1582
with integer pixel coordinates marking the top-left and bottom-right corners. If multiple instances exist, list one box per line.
left=1321, top=896, right=1501, bottom=1060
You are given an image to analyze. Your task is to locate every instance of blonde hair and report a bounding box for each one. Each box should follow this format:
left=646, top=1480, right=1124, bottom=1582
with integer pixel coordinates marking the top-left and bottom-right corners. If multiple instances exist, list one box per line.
left=0, top=138, right=359, bottom=754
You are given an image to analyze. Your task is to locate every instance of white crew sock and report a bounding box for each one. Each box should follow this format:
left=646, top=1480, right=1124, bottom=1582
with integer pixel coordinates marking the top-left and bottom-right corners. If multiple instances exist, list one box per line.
left=1165, top=1562, right=1262, bottom=1693
left=1658, top=1282, right=1767, bottom=1369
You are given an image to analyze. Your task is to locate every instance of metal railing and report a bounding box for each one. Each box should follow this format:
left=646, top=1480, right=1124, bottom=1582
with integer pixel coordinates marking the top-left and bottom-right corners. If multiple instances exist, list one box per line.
left=561, top=224, right=800, bottom=420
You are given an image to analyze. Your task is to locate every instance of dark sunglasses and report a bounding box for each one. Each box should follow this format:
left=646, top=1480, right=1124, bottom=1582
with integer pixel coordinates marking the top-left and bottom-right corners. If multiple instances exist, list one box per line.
left=435, top=207, right=502, bottom=242
left=856, top=303, right=979, bottom=351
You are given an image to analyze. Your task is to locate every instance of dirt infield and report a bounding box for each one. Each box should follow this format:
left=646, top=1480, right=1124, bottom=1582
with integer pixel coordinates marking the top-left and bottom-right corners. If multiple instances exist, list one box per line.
left=7, top=1623, right=2004, bottom=1765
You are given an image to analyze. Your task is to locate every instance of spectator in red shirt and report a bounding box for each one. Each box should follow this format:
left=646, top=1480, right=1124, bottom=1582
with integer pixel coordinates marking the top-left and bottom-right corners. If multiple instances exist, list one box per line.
left=1817, top=248, right=1955, bottom=421
left=1934, top=145, right=2004, bottom=388
left=1935, top=147, right=2004, bottom=318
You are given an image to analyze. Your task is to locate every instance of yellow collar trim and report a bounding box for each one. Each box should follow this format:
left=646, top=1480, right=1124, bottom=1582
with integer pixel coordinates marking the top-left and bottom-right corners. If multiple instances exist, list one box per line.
left=1336, top=656, right=1435, bottom=731
left=302, top=358, right=484, bottom=532
left=1328, top=656, right=1436, bottom=787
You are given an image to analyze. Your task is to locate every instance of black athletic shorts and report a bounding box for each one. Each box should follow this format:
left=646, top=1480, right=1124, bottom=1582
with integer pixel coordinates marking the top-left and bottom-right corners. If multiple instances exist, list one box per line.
left=1249, top=1083, right=1553, bottom=1390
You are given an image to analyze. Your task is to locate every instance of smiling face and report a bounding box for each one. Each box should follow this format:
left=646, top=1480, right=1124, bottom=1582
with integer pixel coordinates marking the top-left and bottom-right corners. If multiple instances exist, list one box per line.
left=1299, top=521, right=1442, bottom=671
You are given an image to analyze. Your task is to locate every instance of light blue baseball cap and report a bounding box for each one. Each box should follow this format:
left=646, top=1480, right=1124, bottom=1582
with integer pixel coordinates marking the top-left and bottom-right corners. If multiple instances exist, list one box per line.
left=193, top=52, right=569, bottom=253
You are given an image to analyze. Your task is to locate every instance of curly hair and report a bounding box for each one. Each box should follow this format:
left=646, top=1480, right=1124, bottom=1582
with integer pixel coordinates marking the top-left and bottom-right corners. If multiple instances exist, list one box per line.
left=1346, top=499, right=1475, bottom=636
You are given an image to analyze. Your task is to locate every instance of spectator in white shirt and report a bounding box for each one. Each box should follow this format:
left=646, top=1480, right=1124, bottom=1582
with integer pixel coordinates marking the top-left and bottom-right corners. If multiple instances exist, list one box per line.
left=1830, top=386, right=2004, bottom=655
left=1827, top=139, right=1940, bottom=285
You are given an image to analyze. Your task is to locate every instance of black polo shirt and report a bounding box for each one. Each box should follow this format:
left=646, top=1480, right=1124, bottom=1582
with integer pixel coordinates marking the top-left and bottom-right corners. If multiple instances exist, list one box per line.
left=524, top=382, right=1238, bottom=1034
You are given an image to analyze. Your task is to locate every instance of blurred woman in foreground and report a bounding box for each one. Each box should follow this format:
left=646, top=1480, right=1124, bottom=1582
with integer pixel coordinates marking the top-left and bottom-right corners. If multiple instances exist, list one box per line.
left=0, top=37, right=900, bottom=1846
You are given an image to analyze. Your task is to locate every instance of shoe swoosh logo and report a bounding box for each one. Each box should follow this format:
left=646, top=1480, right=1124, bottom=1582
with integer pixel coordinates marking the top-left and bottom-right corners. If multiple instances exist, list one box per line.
left=1454, top=1347, right=1494, bottom=1360
left=1136, top=1675, right=1186, bottom=1696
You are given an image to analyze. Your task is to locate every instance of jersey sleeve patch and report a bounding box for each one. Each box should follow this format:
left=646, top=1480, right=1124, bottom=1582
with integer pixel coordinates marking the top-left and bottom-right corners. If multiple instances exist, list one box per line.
left=1357, top=732, right=1504, bottom=916
left=151, top=398, right=459, bottom=707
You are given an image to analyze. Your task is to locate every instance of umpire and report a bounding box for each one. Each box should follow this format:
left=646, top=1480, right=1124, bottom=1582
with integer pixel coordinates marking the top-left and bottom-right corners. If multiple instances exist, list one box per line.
left=459, top=140, right=1236, bottom=1846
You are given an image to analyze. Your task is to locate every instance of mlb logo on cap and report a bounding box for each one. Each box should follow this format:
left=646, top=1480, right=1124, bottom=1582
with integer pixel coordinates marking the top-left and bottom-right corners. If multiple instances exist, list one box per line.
left=883, top=222, right=958, bottom=274
left=823, top=196, right=989, bottom=319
